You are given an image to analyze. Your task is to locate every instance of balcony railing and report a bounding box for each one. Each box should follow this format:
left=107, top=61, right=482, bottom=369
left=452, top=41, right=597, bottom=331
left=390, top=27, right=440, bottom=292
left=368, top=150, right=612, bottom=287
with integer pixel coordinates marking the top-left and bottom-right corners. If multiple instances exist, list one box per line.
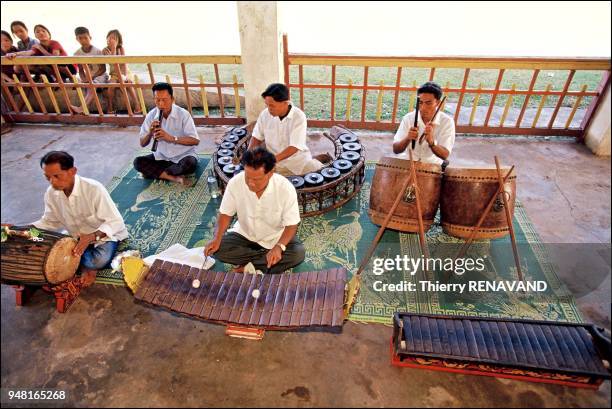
left=1, top=55, right=246, bottom=126
left=283, top=35, right=611, bottom=140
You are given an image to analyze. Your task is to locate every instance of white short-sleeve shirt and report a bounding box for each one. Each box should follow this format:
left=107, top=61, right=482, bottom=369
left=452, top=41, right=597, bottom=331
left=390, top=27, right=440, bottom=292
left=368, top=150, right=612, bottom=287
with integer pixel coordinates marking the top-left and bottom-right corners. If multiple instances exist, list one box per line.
left=139, top=104, right=199, bottom=163
left=219, top=172, right=301, bottom=249
left=252, top=104, right=315, bottom=174
left=393, top=111, right=456, bottom=165
left=33, top=175, right=128, bottom=243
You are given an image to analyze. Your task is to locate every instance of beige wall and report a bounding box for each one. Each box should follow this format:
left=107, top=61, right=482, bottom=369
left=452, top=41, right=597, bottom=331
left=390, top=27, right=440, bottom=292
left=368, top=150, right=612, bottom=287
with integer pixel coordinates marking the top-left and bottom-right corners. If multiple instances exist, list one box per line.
left=585, top=83, right=611, bottom=156
left=237, top=1, right=285, bottom=123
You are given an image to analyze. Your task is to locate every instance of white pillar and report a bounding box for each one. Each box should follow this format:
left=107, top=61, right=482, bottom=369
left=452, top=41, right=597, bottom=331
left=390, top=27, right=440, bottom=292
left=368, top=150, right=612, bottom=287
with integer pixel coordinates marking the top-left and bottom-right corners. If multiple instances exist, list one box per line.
left=584, top=83, right=611, bottom=156
left=237, top=1, right=285, bottom=123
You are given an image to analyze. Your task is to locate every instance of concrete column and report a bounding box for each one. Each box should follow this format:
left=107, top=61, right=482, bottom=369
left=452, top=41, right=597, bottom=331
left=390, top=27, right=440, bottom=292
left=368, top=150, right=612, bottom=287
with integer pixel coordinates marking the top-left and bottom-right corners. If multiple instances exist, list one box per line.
left=237, top=1, right=285, bottom=123
left=584, top=83, right=611, bottom=156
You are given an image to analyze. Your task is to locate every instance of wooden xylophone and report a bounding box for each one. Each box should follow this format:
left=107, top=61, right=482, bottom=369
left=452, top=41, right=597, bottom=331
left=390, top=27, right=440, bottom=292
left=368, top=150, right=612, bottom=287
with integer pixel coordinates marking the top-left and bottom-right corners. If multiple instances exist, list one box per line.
left=392, top=312, right=611, bottom=389
left=135, top=260, right=347, bottom=329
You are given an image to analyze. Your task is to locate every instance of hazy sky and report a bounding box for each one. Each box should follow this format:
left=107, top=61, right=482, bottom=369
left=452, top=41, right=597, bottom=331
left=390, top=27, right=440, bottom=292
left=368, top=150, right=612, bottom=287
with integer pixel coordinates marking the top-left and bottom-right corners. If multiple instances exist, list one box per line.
left=1, top=1, right=610, bottom=57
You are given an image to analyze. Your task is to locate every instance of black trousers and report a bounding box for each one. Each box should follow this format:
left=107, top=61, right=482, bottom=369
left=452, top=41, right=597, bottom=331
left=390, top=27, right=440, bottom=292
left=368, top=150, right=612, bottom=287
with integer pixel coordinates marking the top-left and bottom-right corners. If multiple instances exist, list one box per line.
left=133, top=154, right=198, bottom=179
left=214, top=232, right=305, bottom=274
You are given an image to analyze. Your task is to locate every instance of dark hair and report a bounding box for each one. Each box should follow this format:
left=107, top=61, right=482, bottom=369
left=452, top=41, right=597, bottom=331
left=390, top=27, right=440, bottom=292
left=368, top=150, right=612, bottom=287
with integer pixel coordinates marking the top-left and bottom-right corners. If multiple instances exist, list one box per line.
left=1, top=30, right=12, bottom=43
left=40, top=151, right=74, bottom=170
left=241, top=147, right=276, bottom=173
left=33, top=24, right=51, bottom=39
left=74, top=26, right=90, bottom=36
left=152, top=82, right=174, bottom=97
left=417, top=81, right=443, bottom=100
left=106, top=29, right=123, bottom=49
left=261, top=83, right=289, bottom=102
left=10, top=21, right=27, bottom=33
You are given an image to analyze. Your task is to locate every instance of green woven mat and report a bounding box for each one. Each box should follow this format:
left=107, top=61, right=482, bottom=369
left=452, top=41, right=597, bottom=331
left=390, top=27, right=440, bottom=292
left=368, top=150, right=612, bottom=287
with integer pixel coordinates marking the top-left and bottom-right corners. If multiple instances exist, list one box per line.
left=98, top=155, right=581, bottom=325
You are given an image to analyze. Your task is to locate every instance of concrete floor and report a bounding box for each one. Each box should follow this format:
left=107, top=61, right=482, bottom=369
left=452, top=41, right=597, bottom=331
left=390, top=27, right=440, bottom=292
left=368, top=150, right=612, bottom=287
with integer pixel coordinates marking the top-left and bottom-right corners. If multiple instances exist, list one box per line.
left=1, top=124, right=610, bottom=408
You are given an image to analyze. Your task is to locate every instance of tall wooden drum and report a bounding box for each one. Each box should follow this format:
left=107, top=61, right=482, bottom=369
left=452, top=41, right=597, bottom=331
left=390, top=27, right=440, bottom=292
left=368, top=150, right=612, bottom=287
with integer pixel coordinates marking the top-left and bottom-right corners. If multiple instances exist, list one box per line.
left=368, top=157, right=443, bottom=233
left=440, top=167, right=517, bottom=239
left=1, top=227, right=81, bottom=286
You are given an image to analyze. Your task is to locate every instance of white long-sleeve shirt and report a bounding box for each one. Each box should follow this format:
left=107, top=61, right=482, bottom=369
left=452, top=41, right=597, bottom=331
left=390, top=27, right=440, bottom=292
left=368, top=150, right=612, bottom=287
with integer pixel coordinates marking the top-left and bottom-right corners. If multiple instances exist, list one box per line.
left=33, top=175, right=128, bottom=243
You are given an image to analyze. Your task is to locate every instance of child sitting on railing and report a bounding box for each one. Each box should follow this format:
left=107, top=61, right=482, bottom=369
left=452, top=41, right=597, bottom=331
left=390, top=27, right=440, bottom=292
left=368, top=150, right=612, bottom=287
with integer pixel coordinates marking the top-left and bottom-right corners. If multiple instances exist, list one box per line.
left=5, top=24, right=77, bottom=83
left=69, top=26, right=108, bottom=114
left=102, top=29, right=141, bottom=115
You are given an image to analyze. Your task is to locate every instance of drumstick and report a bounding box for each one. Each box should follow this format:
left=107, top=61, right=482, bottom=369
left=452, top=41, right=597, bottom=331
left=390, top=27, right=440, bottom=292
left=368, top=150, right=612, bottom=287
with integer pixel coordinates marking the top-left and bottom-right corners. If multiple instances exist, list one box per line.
left=411, top=97, right=419, bottom=150
left=455, top=165, right=515, bottom=259
left=354, top=168, right=415, bottom=278
left=494, top=157, right=523, bottom=282
left=419, top=96, right=446, bottom=144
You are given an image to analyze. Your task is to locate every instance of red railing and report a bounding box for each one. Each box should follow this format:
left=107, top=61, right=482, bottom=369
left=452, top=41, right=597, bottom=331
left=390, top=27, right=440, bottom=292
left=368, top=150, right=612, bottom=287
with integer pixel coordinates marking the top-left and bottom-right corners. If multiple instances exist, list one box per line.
left=283, top=35, right=611, bottom=140
left=1, top=55, right=246, bottom=126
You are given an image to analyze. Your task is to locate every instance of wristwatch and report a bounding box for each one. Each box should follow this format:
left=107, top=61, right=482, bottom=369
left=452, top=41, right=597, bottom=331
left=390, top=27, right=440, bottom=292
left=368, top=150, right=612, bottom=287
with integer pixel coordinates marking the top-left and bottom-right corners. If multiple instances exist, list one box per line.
left=173, top=136, right=178, bottom=144
left=429, top=140, right=437, bottom=148
left=276, top=243, right=286, bottom=252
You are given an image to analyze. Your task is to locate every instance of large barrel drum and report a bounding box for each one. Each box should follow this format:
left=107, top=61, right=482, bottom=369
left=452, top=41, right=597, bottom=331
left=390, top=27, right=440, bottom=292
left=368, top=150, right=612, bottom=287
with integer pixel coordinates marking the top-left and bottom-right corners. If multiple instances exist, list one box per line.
left=440, top=167, right=517, bottom=239
left=368, top=157, right=442, bottom=233
left=1, top=226, right=81, bottom=285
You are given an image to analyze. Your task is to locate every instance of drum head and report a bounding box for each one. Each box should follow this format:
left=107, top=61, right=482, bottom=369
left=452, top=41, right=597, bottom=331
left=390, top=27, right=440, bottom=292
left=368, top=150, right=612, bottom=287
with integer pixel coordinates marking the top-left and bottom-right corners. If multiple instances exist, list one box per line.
left=340, top=151, right=360, bottom=163
left=220, top=142, right=236, bottom=150
left=231, top=128, right=248, bottom=138
left=339, top=133, right=358, bottom=144
left=45, top=237, right=80, bottom=285
left=217, top=148, right=234, bottom=157
left=333, top=159, right=353, bottom=173
left=224, top=134, right=240, bottom=144
left=304, top=173, right=324, bottom=187
left=444, top=166, right=515, bottom=180
left=287, top=175, right=305, bottom=189
left=321, top=167, right=341, bottom=180
left=218, top=156, right=233, bottom=166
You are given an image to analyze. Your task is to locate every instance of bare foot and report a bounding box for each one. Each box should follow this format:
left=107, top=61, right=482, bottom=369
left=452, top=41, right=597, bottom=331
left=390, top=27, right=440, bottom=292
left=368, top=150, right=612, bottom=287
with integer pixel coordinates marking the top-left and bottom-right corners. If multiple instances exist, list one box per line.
left=314, top=152, right=334, bottom=164
left=175, top=177, right=194, bottom=187
left=79, top=269, right=97, bottom=288
left=70, top=105, right=84, bottom=115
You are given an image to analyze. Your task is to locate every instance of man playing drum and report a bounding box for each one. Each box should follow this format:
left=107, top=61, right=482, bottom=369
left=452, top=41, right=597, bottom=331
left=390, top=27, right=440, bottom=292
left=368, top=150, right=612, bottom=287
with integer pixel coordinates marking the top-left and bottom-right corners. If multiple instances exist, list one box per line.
left=32, top=151, right=128, bottom=286
left=393, top=81, right=455, bottom=166
left=204, top=147, right=305, bottom=274
left=248, top=83, right=331, bottom=176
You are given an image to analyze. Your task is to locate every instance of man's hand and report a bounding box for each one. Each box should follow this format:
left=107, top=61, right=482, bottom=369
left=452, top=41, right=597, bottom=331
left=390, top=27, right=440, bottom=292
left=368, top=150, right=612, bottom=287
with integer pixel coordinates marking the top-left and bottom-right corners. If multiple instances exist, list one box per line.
left=204, top=238, right=221, bottom=257
left=153, top=128, right=174, bottom=143
left=266, top=245, right=283, bottom=269
left=423, top=123, right=436, bottom=145
left=73, top=233, right=95, bottom=257
left=148, top=120, right=160, bottom=135
left=406, top=127, right=418, bottom=141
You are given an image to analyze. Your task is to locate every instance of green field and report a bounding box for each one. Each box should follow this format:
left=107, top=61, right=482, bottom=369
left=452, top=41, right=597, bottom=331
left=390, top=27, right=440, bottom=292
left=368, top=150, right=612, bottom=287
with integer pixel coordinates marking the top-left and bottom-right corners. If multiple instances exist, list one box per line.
left=129, top=62, right=604, bottom=122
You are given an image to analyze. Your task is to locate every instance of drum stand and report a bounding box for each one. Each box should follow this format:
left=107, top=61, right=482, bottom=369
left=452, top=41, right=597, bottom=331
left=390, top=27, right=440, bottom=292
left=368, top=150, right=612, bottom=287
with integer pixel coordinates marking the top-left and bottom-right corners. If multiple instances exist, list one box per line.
left=11, top=275, right=84, bottom=313
left=344, top=149, right=430, bottom=317
left=455, top=156, right=523, bottom=281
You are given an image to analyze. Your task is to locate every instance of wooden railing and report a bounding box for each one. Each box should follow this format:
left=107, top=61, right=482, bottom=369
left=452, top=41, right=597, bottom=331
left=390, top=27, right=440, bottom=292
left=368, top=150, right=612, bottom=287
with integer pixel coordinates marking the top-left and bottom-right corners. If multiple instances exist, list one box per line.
left=1, top=55, right=246, bottom=126
left=283, top=35, right=611, bottom=140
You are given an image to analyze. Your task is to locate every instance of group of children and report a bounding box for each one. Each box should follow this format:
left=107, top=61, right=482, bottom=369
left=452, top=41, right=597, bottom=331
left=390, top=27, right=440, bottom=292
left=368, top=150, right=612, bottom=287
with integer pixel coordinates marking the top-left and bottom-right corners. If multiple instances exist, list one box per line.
left=1, top=21, right=140, bottom=114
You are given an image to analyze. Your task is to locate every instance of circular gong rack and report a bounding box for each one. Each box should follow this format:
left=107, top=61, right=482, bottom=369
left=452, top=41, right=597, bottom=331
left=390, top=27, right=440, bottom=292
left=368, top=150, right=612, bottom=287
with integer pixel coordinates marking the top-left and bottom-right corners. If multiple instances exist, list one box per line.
left=213, top=127, right=365, bottom=217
